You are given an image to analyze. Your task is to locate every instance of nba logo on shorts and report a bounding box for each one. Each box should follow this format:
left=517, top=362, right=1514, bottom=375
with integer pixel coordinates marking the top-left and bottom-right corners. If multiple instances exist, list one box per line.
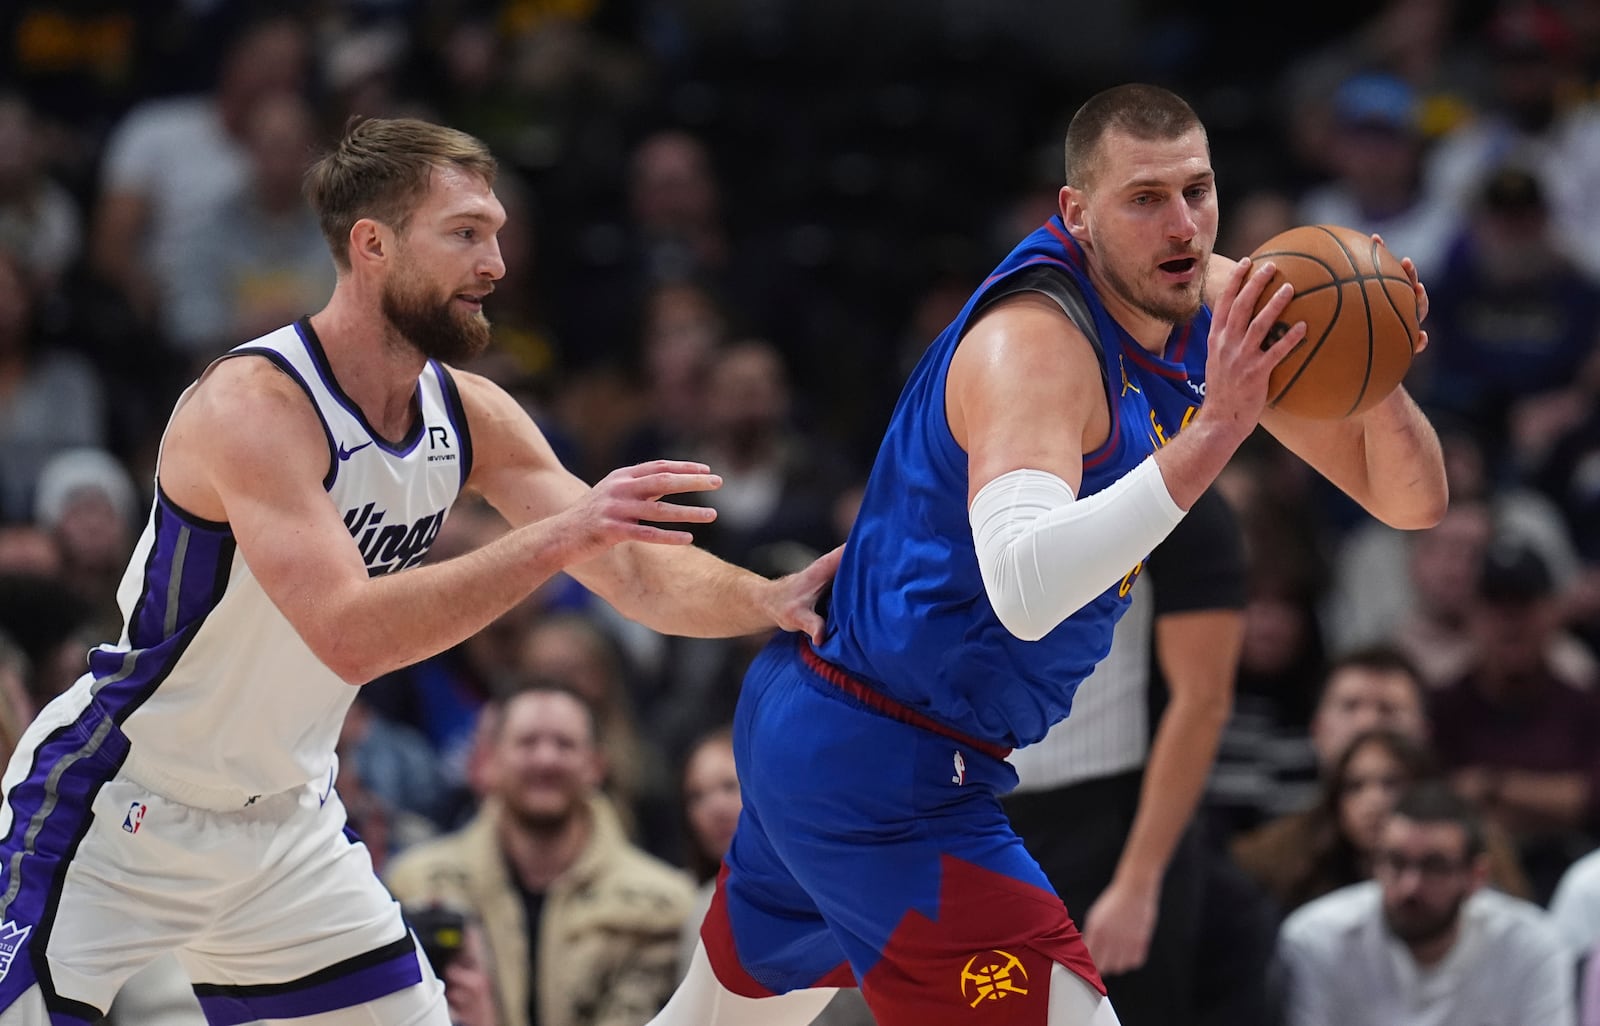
left=0, top=921, right=31, bottom=983
left=122, top=801, right=146, bottom=834
left=952, top=751, right=966, bottom=786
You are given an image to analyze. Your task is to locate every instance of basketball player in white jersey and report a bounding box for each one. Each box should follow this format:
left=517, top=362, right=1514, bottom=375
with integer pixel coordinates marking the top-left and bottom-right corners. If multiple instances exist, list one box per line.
left=0, top=117, right=840, bottom=1026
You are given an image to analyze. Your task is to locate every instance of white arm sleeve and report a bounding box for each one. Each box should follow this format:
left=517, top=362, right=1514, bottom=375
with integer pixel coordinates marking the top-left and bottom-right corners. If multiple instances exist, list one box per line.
left=969, top=460, right=1187, bottom=642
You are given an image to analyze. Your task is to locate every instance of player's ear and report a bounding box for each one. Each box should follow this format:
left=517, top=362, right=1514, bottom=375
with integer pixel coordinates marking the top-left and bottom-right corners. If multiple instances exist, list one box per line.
left=1059, top=186, right=1088, bottom=239
left=349, top=217, right=388, bottom=267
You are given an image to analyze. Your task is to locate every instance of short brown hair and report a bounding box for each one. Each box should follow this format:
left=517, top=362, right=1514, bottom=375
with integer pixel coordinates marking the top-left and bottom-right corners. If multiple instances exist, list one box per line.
left=304, top=116, right=498, bottom=270
left=1063, top=83, right=1205, bottom=189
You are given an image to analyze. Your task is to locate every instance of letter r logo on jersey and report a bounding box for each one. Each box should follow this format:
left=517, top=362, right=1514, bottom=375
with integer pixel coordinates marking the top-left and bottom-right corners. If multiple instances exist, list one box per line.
left=122, top=801, right=146, bottom=834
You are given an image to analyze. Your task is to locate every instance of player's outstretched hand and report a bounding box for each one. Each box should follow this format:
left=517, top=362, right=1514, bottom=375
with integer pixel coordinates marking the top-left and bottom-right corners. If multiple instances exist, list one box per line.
left=762, top=543, right=844, bottom=646
left=559, top=460, right=722, bottom=564
left=1200, top=256, right=1305, bottom=432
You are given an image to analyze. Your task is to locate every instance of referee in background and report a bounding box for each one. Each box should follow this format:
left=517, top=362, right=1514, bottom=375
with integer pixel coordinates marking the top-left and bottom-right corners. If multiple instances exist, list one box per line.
left=1005, top=486, right=1278, bottom=1026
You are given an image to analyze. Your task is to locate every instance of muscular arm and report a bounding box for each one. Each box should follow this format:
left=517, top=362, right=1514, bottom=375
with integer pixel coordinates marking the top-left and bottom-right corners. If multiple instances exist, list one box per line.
left=160, top=359, right=735, bottom=685
left=953, top=261, right=1297, bottom=641
left=457, top=371, right=836, bottom=641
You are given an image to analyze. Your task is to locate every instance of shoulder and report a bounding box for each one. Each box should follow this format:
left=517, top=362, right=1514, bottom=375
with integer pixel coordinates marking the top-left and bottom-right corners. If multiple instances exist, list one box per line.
left=104, top=97, right=211, bottom=156
left=1468, top=888, right=1567, bottom=953
left=1281, top=880, right=1380, bottom=951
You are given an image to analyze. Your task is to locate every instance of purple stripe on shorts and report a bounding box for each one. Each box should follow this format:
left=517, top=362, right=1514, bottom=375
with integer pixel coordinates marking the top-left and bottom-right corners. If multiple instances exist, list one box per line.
left=194, top=939, right=422, bottom=1025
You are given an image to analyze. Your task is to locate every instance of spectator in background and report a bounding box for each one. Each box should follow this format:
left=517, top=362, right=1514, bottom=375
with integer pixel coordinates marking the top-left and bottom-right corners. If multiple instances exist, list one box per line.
left=385, top=680, right=696, bottom=1026
left=518, top=610, right=671, bottom=853
left=90, top=9, right=310, bottom=349
left=0, top=90, right=82, bottom=291
left=1430, top=537, right=1600, bottom=903
left=685, top=339, right=852, bottom=570
left=1277, top=780, right=1573, bottom=1026
left=1296, top=71, right=1462, bottom=278
left=1427, top=2, right=1600, bottom=281
left=31, top=445, right=138, bottom=635
left=0, top=630, right=31, bottom=765
left=1415, top=162, right=1600, bottom=475
left=0, top=252, right=106, bottom=522
left=1233, top=726, right=1530, bottom=915
left=181, top=91, right=335, bottom=369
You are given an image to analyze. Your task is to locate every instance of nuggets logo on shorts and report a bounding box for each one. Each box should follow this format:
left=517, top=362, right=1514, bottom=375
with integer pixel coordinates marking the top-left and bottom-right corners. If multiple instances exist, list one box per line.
left=959, top=948, right=1030, bottom=1007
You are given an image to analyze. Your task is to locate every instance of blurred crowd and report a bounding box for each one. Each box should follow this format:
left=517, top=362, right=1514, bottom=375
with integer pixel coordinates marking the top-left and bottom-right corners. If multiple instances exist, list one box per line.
left=4, top=0, right=1600, bottom=1023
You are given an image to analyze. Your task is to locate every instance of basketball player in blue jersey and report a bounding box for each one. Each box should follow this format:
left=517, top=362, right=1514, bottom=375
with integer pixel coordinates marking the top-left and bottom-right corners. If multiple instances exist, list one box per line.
left=0, top=117, right=839, bottom=1026
left=649, top=84, right=1448, bottom=1026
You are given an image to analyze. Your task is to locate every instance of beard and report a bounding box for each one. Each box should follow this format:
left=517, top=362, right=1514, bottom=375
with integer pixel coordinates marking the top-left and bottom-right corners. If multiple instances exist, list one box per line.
left=381, top=270, right=492, bottom=365
left=1102, top=249, right=1207, bottom=325
left=1384, top=893, right=1465, bottom=948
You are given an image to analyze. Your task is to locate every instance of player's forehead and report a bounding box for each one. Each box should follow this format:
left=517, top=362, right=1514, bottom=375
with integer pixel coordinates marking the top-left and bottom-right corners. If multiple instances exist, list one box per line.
left=1092, top=127, right=1212, bottom=192
left=415, top=164, right=506, bottom=228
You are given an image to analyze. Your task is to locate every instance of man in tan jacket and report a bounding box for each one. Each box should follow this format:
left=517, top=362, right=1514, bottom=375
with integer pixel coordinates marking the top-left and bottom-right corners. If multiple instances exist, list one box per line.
left=386, top=679, right=696, bottom=1026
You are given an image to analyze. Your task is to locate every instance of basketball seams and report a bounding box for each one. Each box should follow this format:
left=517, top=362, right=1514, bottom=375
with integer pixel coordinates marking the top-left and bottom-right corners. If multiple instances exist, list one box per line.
left=1249, top=224, right=1416, bottom=418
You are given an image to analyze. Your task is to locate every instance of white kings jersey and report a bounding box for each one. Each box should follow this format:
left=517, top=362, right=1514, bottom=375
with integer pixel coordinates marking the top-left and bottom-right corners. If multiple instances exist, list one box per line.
left=69, top=319, right=470, bottom=809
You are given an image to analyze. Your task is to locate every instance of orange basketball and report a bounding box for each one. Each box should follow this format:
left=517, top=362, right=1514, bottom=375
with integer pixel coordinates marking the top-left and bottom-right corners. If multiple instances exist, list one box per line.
left=1247, top=224, right=1419, bottom=419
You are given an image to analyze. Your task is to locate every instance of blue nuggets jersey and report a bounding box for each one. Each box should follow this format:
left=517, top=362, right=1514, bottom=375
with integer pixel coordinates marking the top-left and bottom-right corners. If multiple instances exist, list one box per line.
left=815, top=217, right=1210, bottom=749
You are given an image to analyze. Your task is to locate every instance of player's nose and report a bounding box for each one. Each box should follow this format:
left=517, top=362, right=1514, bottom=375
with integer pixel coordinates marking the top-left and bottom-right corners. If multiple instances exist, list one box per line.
left=479, top=238, right=506, bottom=281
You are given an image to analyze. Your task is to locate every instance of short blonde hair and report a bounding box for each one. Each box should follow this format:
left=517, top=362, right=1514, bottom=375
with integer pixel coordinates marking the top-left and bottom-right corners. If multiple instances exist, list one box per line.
left=305, top=117, right=498, bottom=270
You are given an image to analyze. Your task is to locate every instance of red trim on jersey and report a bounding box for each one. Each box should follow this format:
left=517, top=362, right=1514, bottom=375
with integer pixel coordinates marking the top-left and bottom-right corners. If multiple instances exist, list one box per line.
left=1044, top=220, right=1084, bottom=268
left=859, top=854, right=1105, bottom=1026
left=1122, top=336, right=1189, bottom=380
left=801, top=642, right=1013, bottom=761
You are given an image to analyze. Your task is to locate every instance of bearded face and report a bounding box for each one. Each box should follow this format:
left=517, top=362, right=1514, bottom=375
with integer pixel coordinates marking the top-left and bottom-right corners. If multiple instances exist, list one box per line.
left=380, top=248, right=493, bottom=365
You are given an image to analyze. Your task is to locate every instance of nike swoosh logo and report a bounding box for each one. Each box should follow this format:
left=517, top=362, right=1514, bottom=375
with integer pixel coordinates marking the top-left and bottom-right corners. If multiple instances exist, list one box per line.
left=338, top=441, right=374, bottom=461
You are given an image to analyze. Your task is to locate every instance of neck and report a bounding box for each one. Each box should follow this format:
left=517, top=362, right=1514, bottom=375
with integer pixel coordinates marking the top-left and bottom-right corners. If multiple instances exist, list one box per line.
left=1406, top=919, right=1461, bottom=969
left=1084, top=266, right=1175, bottom=356
left=498, top=805, right=592, bottom=893
left=308, top=293, right=426, bottom=438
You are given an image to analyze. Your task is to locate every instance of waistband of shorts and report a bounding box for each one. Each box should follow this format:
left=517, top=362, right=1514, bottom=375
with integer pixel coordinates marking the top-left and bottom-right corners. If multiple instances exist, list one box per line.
left=120, top=745, right=311, bottom=812
left=798, top=639, right=1013, bottom=761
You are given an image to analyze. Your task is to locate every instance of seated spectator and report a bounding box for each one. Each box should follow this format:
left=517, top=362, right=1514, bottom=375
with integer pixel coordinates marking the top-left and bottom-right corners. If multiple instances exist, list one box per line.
left=1234, top=726, right=1530, bottom=915
left=0, top=91, right=82, bottom=291
left=32, top=446, right=138, bottom=635
left=1430, top=537, right=1600, bottom=902
left=0, top=252, right=107, bottom=522
left=1550, top=846, right=1600, bottom=960
left=179, top=91, right=335, bottom=369
left=1277, top=780, right=1574, bottom=1026
left=384, top=680, right=695, bottom=1026
left=1209, top=642, right=1425, bottom=846
left=89, top=10, right=310, bottom=346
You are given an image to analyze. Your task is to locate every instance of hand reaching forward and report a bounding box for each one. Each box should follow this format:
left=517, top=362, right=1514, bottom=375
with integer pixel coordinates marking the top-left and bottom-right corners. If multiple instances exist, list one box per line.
left=555, top=460, right=723, bottom=565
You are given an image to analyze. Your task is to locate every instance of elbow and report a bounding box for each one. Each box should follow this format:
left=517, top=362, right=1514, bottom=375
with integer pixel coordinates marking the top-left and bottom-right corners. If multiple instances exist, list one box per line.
left=989, top=597, right=1059, bottom=643
left=305, top=628, right=380, bottom=686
